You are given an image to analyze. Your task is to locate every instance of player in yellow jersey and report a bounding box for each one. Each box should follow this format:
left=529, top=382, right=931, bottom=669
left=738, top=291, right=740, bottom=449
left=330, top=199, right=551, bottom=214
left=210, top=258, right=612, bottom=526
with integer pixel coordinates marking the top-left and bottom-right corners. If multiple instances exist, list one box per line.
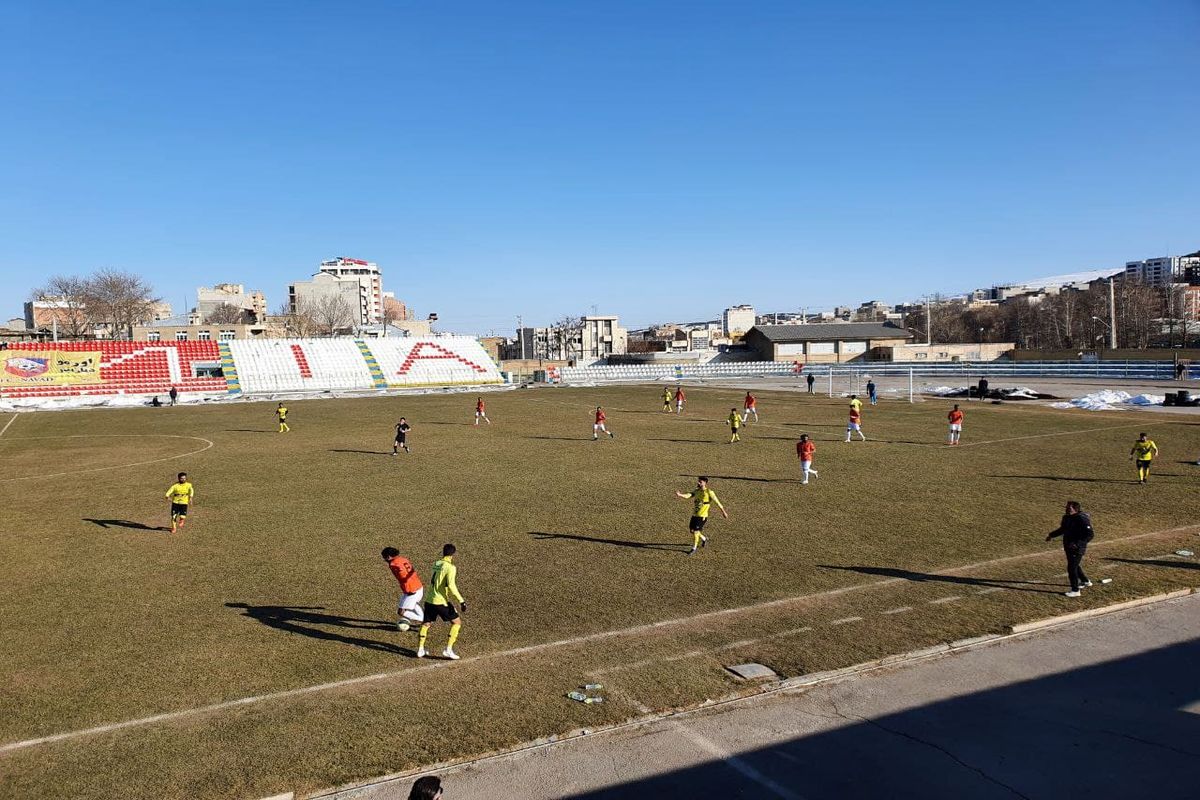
left=662, top=386, right=673, bottom=413
left=676, top=476, right=729, bottom=554
left=276, top=402, right=290, bottom=432
left=417, top=543, right=466, bottom=660
left=1129, top=432, right=1159, bottom=484
left=165, top=472, right=194, bottom=533
left=726, top=407, right=742, bottom=443
left=848, top=395, right=863, bottom=414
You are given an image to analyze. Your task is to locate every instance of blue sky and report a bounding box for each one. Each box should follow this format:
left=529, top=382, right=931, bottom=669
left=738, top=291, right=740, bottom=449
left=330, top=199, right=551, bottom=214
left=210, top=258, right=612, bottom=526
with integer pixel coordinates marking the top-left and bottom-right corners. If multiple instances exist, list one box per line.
left=2, top=1, right=1197, bottom=332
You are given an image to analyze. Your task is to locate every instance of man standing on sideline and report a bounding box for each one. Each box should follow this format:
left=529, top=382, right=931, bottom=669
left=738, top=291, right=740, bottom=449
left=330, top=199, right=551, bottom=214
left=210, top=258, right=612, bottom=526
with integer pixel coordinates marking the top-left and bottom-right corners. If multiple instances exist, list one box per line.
left=742, top=391, right=759, bottom=424
left=676, top=476, right=728, bottom=554
left=947, top=404, right=964, bottom=445
left=797, top=434, right=818, bottom=484
left=392, top=417, right=412, bottom=454
left=1129, top=432, right=1158, bottom=483
left=976, top=377, right=989, bottom=401
left=169, top=386, right=178, bottom=406
left=382, top=547, right=424, bottom=631
left=806, top=372, right=816, bottom=394
left=1046, top=500, right=1094, bottom=597
left=866, top=378, right=877, bottom=405
left=165, top=472, right=194, bottom=533
left=417, top=544, right=466, bottom=660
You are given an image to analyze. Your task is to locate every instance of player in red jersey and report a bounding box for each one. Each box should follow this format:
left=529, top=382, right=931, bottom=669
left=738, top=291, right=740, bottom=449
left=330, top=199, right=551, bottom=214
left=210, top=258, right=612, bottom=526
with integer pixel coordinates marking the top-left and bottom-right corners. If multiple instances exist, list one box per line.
left=381, top=547, right=424, bottom=631
left=593, top=406, right=615, bottom=440
left=947, top=404, right=964, bottom=445
left=797, top=434, right=818, bottom=484
left=474, top=397, right=491, bottom=426
left=742, top=391, right=759, bottom=424
left=845, top=407, right=866, bottom=442
left=674, top=387, right=686, bottom=414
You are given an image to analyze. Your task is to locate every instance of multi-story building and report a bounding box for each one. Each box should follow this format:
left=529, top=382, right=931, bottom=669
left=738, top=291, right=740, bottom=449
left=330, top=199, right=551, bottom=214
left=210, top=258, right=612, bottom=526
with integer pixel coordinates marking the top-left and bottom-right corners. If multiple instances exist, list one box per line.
left=722, top=305, right=756, bottom=338
left=196, top=284, right=267, bottom=323
left=580, top=315, right=627, bottom=358
left=289, top=257, right=384, bottom=326
left=1124, top=256, right=1187, bottom=287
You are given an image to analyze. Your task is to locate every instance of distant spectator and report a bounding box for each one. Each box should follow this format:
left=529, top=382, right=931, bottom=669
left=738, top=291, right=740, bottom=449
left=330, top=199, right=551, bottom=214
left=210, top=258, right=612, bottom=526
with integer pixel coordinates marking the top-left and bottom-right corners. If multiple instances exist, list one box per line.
left=866, top=378, right=877, bottom=405
left=169, top=386, right=178, bottom=406
left=1176, top=361, right=1186, bottom=381
left=408, top=776, right=443, bottom=800
left=806, top=372, right=815, bottom=394
left=976, top=377, right=989, bottom=400
left=150, top=396, right=163, bottom=407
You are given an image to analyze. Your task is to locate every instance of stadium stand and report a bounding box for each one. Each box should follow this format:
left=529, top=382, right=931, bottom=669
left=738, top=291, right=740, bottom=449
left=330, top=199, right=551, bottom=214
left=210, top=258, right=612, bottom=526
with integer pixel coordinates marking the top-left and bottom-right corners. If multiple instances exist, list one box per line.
left=227, top=339, right=376, bottom=393
left=0, top=341, right=227, bottom=400
left=364, top=337, right=503, bottom=388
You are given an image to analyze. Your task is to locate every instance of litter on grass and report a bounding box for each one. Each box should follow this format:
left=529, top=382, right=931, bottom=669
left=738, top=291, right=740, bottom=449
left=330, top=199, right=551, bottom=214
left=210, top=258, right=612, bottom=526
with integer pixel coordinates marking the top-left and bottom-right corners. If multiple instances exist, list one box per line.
left=1174, top=550, right=1194, bottom=557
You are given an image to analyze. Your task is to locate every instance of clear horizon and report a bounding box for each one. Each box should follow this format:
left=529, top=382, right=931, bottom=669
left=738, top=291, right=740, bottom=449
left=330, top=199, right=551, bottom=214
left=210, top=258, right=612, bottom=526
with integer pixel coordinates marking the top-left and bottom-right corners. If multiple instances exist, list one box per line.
left=2, top=1, right=1197, bottom=334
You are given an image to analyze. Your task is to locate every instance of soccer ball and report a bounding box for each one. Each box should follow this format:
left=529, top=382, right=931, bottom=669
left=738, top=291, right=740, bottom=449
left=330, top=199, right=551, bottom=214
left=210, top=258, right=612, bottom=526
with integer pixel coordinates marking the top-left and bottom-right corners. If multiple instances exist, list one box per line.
left=397, top=621, right=410, bottom=632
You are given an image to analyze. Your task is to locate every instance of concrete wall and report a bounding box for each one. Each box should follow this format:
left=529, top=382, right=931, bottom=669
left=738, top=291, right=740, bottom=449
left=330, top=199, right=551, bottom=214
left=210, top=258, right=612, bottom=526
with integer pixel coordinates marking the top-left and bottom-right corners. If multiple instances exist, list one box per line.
left=876, top=342, right=1014, bottom=362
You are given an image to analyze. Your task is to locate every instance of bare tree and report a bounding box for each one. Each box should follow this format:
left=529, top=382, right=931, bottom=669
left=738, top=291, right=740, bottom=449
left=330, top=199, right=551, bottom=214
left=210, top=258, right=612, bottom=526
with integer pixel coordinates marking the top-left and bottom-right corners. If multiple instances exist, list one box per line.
left=308, top=294, right=356, bottom=337
left=204, top=303, right=248, bottom=325
left=82, top=269, right=160, bottom=339
left=273, top=301, right=316, bottom=338
left=550, top=315, right=583, bottom=361
left=30, top=275, right=94, bottom=338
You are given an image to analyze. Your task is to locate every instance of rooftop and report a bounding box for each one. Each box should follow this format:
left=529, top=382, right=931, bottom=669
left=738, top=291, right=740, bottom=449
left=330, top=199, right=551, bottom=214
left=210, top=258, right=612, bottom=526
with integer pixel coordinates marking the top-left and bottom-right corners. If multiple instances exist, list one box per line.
left=749, top=322, right=913, bottom=342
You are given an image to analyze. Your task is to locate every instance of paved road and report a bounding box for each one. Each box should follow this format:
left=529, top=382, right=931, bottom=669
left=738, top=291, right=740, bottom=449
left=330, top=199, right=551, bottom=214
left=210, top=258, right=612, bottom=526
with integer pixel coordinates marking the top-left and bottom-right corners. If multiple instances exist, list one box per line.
left=323, top=594, right=1200, bottom=800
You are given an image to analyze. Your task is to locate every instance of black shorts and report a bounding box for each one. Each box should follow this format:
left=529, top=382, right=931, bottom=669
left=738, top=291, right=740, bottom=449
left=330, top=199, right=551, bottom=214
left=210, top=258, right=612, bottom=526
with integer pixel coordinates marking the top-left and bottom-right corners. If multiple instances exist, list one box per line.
left=689, top=515, right=707, bottom=532
left=424, top=602, right=460, bottom=623
left=1137, top=459, right=1152, bottom=468
left=170, top=503, right=189, bottom=517
left=395, top=434, right=407, bottom=443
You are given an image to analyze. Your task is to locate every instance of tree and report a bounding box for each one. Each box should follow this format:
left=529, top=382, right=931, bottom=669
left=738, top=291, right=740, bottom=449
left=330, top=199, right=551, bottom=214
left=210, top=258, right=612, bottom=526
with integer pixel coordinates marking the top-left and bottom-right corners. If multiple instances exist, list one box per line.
left=204, top=303, right=249, bottom=325
left=308, top=294, right=356, bottom=336
left=550, top=315, right=583, bottom=361
left=82, top=269, right=160, bottom=339
left=274, top=301, right=316, bottom=338
left=30, top=275, right=94, bottom=338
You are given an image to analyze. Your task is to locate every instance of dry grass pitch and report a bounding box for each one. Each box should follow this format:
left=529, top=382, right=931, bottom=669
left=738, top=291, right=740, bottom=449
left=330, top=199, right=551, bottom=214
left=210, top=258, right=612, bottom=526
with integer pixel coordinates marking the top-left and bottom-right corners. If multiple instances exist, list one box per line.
left=2, top=385, right=1199, bottom=799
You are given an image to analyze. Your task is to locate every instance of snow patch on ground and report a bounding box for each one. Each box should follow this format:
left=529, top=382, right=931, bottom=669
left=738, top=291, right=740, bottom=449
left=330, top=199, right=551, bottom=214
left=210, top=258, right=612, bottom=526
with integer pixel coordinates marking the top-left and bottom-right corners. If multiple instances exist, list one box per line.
left=1050, top=389, right=1164, bottom=411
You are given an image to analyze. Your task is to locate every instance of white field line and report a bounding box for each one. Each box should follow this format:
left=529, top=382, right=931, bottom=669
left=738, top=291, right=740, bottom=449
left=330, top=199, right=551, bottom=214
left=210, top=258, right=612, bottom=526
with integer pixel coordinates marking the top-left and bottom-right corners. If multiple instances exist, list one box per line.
left=2, top=522, right=1197, bottom=756
left=882, top=606, right=913, bottom=614
left=670, top=721, right=807, bottom=800
left=0, top=435, right=214, bottom=483
left=927, top=595, right=963, bottom=605
left=0, top=413, right=17, bottom=439
left=829, top=616, right=863, bottom=626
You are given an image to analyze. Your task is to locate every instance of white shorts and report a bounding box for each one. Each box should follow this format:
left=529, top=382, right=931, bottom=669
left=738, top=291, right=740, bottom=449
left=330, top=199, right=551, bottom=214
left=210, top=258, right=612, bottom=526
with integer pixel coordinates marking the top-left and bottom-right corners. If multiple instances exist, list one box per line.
left=476, top=410, right=486, bottom=417
left=594, top=423, right=607, bottom=431
left=399, top=587, right=424, bottom=613
left=847, top=422, right=861, bottom=431
left=949, top=423, right=962, bottom=432
left=801, top=459, right=812, bottom=469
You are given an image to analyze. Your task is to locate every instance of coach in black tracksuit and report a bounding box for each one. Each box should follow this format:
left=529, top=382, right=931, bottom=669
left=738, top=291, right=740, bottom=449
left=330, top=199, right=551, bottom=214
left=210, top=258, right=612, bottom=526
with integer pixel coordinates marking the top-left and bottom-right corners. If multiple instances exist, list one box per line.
left=1046, top=501, right=1095, bottom=596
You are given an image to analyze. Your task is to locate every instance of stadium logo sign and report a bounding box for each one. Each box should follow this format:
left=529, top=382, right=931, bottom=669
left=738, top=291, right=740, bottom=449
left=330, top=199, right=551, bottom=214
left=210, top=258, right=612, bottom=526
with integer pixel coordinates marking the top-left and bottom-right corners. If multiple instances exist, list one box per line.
left=4, top=356, right=50, bottom=378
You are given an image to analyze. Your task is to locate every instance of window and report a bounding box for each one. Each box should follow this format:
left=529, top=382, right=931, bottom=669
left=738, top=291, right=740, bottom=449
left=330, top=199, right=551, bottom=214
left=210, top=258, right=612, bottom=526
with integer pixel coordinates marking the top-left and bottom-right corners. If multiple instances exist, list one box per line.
left=197, top=330, right=212, bottom=341
left=175, top=331, right=189, bottom=341
left=841, top=341, right=867, bottom=354
left=807, top=342, right=836, bottom=355
left=776, top=343, right=805, bottom=356
left=146, top=331, right=161, bottom=342
left=219, top=330, right=236, bottom=341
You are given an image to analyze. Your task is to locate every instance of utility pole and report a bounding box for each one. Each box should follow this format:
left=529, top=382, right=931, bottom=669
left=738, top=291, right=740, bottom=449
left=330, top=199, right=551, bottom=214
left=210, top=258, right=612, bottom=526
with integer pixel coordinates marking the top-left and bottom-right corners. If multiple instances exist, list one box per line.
left=517, top=315, right=525, bottom=360
left=925, top=296, right=932, bottom=345
left=1108, top=278, right=1118, bottom=349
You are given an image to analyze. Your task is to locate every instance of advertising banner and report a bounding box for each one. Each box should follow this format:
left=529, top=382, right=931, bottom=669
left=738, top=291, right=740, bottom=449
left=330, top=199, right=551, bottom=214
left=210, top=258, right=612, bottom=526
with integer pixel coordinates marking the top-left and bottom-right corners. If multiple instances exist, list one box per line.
left=0, top=350, right=103, bottom=386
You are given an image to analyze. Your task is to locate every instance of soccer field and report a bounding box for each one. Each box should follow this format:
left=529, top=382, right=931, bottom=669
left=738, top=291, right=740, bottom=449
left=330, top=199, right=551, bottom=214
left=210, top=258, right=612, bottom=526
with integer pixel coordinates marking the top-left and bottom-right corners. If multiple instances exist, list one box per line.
left=2, top=386, right=1199, bottom=800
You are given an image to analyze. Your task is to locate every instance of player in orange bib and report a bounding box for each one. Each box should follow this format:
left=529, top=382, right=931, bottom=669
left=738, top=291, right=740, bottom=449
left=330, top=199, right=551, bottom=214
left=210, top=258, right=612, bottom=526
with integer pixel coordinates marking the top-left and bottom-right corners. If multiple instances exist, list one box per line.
left=593, top=406, right=615, bottom=440
left=845, top=408, right=866, bottom=442
left=674, top=387, right=686, bottom=414
left=797, top=434, right=818, bottom=484
left=742, top=391, right=759, bottom=424
left=474, top=397, right=491, bottom=426
left=947, top=404, right=964, bottom=445
left=381, top=547, right=424, bottom=631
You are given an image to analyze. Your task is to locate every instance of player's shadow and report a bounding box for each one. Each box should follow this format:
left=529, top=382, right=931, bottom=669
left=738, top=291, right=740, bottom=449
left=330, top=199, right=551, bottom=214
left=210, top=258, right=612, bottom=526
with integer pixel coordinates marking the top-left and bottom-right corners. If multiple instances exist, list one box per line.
left=1104, top=557, right=1200, bottom=571
left=649, top=437, right=714, bottom=444
left=527, top=435, right=585, bottom=441
left=223, top=429, right=277, bottom=434
left=225, top=603, right=414, bottom=656
left=988, top=474, right=1136, bottom=485
left=530, top=531, right=690, bottom=553
left=818, top=565, right=1062, bottom=594
left=83, top=518, right=172, bottom=532
left=676, top=473, right=796, bottom=484
left=329, top=448, right=392, bottom=455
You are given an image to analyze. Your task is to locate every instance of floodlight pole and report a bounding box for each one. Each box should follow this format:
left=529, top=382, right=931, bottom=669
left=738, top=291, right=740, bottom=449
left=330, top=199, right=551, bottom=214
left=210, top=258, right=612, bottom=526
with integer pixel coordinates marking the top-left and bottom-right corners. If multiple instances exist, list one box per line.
left=909, top=366, right=914, bottom=404
left=1108, top=278, right=1118, bottom=349
left=827, top=367, right=833, bottom=398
